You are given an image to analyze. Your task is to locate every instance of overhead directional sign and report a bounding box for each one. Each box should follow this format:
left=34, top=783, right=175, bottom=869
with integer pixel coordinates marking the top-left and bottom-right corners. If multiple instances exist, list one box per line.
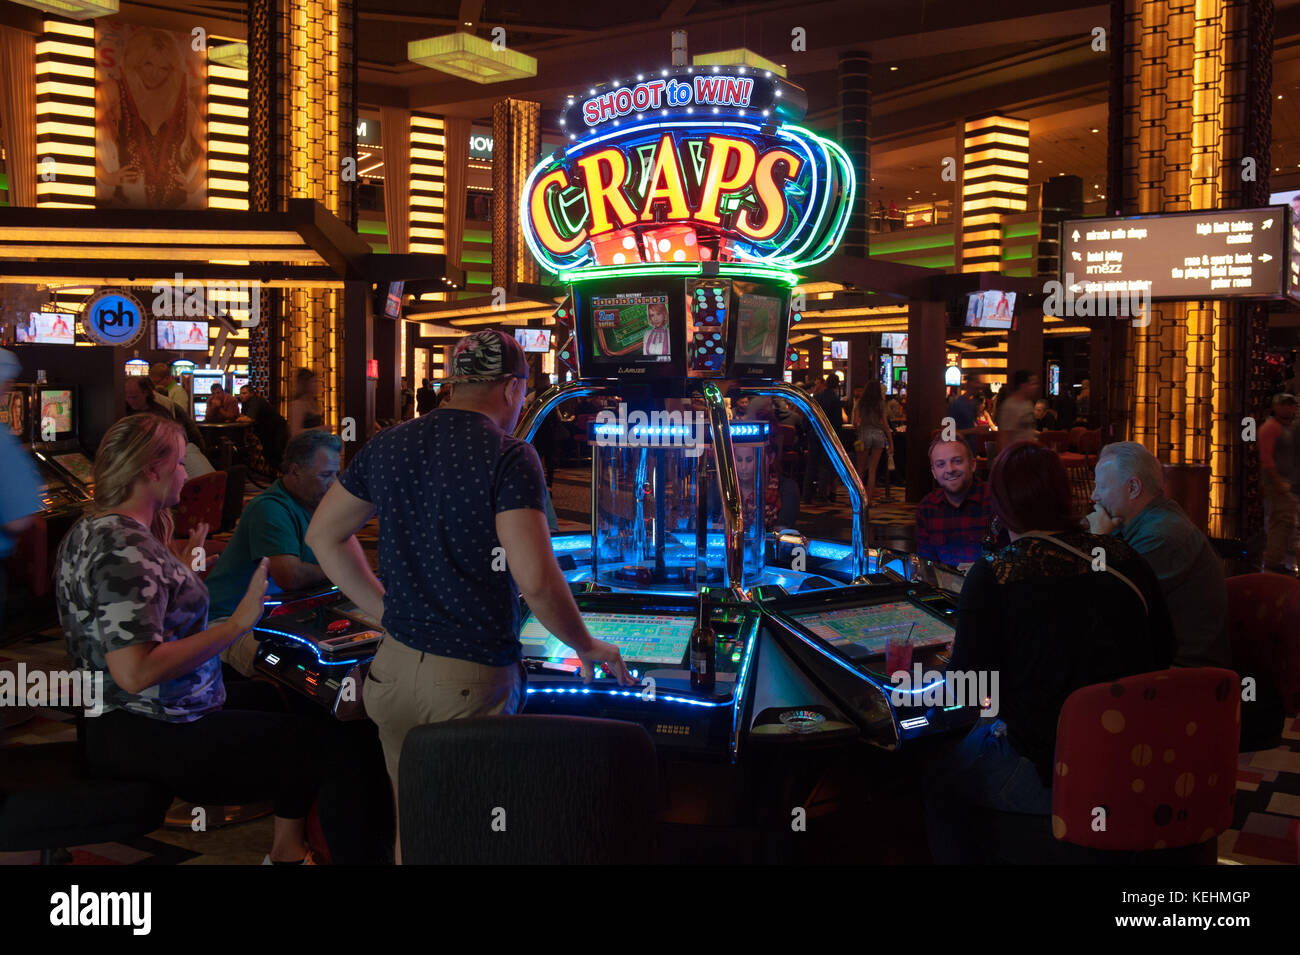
left=1060, top=207, right=1289, bottom=300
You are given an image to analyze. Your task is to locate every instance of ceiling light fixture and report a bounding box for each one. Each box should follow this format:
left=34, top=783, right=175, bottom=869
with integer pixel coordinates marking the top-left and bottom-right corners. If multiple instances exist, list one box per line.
left=6, top=0, right=117, bottom=18
left=408, top=32, right=537, bottom=84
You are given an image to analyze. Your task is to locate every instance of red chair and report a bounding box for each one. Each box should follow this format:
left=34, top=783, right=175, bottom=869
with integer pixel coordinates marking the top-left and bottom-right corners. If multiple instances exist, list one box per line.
left=1051, top=667, right=1239, bottom=859
left=1068, top=426, right=1087, bottom=452
left=570, top=414, right=596, bottom=453
left=1039, top=429, right=1070, bottom=453
left=1226, top=574, right=1300, bottom=717
left=175, top=471, right=227, bottom=538
left=1077, top=429, right=1103, bottom=465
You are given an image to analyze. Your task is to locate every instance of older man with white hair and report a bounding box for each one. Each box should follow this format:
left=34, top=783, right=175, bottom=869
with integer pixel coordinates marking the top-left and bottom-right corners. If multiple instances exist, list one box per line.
left=1088, top=441, right=1230, bottom=668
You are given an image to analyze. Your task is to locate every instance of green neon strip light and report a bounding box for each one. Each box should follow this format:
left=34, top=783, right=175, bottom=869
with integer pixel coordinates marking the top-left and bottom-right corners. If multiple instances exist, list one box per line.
left=1003, top=266, right=1034, bottom=277
left=368, top=242, right=390, bottom=254
left=463, top=229, right=493, bottom=243
left=869, top=252, right=954, bottom=269
left=559, top=263, right=797, bottom=285
left=869, top=234, right=954, bottom=253
left=357, top=221, right=388, bottom=236
left=466, top=272, right=492, bottom=284
left=460, top=250, right=493, bottom=264
left=1002, top=223, right=1040, bottom=239
left=1000, top=247, right=1033, bottom=261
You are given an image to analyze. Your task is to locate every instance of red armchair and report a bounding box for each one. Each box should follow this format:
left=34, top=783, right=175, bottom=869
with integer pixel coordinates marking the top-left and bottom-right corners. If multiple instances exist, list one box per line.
left=1051, top=667, right=1239, bottom=858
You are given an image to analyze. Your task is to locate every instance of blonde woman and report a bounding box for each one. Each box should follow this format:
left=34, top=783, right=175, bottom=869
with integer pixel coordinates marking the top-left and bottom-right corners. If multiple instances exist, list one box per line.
left=55, top=414, right=323, bottom=864
left=852, top=381, right=892, bottom=503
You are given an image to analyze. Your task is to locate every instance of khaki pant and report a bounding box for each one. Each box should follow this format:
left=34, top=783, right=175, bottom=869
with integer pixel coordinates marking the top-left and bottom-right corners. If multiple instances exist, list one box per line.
left=219, top=624, right=260, bottom=678
left=362, top=637, right=526, bottom=792
left=1263, top=477, right=1298, bottom=567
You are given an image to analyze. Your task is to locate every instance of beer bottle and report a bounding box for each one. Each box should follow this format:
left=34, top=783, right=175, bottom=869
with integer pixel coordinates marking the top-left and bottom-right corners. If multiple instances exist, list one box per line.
left=690, top=586, right=716, bottom=692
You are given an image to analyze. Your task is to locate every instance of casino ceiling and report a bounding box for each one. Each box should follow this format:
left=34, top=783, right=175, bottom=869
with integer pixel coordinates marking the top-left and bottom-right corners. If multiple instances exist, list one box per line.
left=62, top=0, right=1300, bottom=210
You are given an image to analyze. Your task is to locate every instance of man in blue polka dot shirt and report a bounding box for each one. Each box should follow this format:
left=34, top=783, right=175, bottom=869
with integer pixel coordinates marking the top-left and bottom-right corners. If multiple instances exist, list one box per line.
left=307, top=329, right=631, bottom=862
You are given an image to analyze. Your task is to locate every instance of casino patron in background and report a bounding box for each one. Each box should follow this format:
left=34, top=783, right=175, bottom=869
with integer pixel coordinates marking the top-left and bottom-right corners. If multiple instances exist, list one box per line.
left=914, top=436, right=996, bottom=568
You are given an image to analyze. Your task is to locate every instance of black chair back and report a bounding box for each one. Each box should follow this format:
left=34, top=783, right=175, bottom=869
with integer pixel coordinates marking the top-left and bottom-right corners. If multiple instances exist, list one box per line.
left=399, top=715, right=659, bottom=864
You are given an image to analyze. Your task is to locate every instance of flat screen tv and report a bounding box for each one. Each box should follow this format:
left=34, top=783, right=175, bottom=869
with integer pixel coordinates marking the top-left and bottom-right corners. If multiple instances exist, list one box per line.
left=384, top=281, right=404, bottom=319
left=16, top=312, right=75, bottom=345
left=156, top=319, right=209, bottom=351
left=830, top=340, right=848, bottom=360
left=964, top=290, right=1016, bottom=330
left=514, top=328, right=552, bottom=353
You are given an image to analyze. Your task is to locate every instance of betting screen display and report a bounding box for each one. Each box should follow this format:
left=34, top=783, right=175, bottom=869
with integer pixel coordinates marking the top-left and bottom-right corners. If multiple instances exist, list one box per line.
left=53, top=452, right=94, bottom=487
left=790, top=601, right=953, bottom=656
left=520, top=611, right=693, bottom=665
left=38, top=389, right=73, bottom=435
left=735, top=293, right=782, bottom=363
left=590, top=294, right=672, bottom=363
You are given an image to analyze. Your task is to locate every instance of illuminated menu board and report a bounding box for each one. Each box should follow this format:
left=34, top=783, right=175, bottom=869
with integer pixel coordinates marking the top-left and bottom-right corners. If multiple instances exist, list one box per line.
left=1060, top=207, right=1288, bottom=300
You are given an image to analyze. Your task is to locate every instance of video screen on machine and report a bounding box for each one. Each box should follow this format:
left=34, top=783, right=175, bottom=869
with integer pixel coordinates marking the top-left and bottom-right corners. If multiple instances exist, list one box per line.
left=191, top=373, right=225, bottom=398
left=964, top=290, right=1016, bottom=330
left=830, top=340, right=848, bottom=360
left=513, top=328, right=552, bottom=353
left=686, top=279, right=729, bottom=373
left=1048, top=363, right=1061, bottom=397
left=53, top=452, right=95, bottom=487
left=37, top=388, right=73, bottom=438
left=735, top=293, right=782, bottom=364
left=519, top=611, right=693, bottom=665
left=155, top=320, right=209, bottom=351
left=6, top=387, right=29, bottom=440
left=789, top=601, right=953, bottom=657
left=16, top=312, right=75, bottom=345
left=590, top=294, right=672, bottom=362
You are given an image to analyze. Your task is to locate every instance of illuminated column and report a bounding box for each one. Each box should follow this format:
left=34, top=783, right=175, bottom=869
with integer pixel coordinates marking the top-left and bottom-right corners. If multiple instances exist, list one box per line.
left=492, top=98, right=540, bottom=294
left=959, top=114, right=1028, bottom=273
left=206, top=49, right=250, bottom=211
left=247, top=0, right=356, bottom=424
left=35, top=18, right=95, bottom=209
left=1110, top=0, right=1262, bottom=539
left=408, top=113, right=446, bottom=257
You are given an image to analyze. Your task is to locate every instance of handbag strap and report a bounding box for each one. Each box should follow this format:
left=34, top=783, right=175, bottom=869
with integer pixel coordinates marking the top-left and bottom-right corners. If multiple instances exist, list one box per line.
left=1017, top=531, right=1149, bottom=615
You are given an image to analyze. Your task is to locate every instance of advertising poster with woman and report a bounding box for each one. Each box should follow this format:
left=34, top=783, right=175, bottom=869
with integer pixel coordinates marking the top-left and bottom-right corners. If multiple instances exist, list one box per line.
left=96, top=24, right=207, bottom=209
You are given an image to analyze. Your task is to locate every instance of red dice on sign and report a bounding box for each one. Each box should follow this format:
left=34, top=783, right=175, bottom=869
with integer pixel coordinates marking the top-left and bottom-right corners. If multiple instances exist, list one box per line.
left=640, top=225, right=701, bottom=264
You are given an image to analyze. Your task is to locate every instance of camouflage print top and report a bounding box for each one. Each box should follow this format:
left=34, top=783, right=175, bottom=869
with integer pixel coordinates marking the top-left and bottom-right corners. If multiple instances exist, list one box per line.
left=55, top=512, right=224, bottom=722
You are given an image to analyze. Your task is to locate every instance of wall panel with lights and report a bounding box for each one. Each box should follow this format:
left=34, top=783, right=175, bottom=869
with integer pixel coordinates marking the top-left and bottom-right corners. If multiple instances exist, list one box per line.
left=960, top=115, right=1029, bottom=274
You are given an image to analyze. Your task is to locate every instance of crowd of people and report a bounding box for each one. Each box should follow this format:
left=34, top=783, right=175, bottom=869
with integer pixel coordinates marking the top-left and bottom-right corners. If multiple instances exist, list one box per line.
left=3, top=332, right=1296, bottom=866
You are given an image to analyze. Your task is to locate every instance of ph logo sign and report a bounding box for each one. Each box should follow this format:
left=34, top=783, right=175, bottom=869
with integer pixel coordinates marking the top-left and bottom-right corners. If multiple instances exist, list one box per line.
left=81, top=289, right=147, bottom=348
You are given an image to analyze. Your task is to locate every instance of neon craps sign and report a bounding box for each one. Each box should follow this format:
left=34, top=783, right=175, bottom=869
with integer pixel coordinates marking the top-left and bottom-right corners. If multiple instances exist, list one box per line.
left=522, top=66, right=855, bottom=278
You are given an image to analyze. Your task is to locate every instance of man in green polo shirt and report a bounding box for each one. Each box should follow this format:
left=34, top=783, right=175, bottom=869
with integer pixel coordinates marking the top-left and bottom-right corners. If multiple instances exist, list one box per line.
left=207, top=429, right=341, bottom=675
left=1087, top=441, right=1230, bottom=668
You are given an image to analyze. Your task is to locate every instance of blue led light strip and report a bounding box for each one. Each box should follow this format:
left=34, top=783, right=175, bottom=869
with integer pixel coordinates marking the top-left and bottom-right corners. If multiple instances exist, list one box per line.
left=254, top=626, right=369, bottom=667
left=525, top=686, right=728, bottom=708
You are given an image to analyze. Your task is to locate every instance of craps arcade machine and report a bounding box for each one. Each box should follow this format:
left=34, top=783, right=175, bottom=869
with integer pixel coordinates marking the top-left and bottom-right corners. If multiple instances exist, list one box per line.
left=514, top=64, right=976, bottom=856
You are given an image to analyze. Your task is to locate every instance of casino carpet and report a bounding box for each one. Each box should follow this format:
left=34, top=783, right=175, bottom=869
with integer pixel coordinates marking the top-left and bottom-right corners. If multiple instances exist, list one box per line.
left=5, top=470, right=1295, bottom=864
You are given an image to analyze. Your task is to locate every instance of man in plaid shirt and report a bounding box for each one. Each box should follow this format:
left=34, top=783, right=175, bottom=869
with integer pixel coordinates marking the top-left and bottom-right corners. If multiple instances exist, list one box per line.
left=914, top=436, right=995, bottom=567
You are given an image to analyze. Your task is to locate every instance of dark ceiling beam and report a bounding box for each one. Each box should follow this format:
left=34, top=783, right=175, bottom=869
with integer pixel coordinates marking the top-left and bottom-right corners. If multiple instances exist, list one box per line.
left=398, top=1, right=1109, bottom=115
left=117, top=1, right=245, bottom=37
left=457, top=0, right=484, bottom=30
left=660, top=0, right=697, bottom=19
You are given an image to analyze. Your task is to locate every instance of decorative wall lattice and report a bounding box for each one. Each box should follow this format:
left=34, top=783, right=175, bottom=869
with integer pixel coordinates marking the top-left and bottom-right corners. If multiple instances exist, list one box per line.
left=1113, top=0, right=1261, bottom=540
left=492, top=99, right=540, bottom=292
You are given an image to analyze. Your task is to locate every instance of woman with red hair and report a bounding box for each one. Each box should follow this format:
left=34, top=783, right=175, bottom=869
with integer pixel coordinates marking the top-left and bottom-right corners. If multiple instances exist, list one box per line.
left=924, top=441, right=1176, bottom=863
